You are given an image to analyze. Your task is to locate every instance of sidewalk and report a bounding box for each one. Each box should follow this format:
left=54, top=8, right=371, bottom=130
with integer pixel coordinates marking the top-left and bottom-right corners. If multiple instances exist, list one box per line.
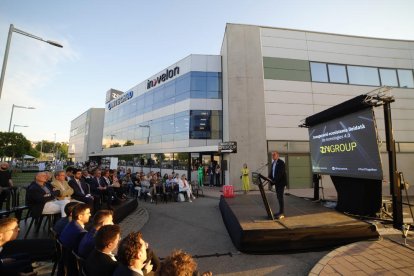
left=309, top=238, right=414, bottom=275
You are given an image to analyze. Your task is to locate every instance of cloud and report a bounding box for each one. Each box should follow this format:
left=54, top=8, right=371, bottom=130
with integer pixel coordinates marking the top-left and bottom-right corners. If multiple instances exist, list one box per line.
left=0, top=22, right=80, bottom=140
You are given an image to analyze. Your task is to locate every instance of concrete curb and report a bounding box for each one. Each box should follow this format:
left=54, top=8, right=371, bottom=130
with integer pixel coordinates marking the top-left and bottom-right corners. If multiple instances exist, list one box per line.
left=119, top=206, right=149, bottom=233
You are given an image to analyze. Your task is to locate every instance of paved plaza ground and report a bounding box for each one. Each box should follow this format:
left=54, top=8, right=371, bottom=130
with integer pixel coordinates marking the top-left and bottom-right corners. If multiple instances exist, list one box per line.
left=20, top=186, right=414, bottom=275
left=119, top=187, right=414, bottom=275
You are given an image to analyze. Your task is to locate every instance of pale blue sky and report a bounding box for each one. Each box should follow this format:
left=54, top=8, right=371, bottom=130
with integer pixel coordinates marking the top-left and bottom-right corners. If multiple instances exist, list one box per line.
left=0, top=0, right=413, bottom=142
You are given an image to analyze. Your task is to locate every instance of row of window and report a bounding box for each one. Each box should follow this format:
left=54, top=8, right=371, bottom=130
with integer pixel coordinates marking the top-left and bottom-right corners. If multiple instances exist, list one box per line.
left=102, top=110, right=222, bottom=148
left=310, top=62, right=414, bottom=88
left=100, top=153, right=190, bottom=170
left=105, top=71, right=222, bottom=126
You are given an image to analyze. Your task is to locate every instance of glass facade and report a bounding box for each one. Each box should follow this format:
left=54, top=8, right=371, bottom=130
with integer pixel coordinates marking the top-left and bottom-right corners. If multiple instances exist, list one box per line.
left=310, top=62, right=414, bottom=88
left=102, top=71, right=222, bottom=148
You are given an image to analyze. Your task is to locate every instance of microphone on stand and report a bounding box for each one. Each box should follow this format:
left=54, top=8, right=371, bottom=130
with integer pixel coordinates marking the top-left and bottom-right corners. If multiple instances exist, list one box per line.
left=254, top=162, right=269, bottom=173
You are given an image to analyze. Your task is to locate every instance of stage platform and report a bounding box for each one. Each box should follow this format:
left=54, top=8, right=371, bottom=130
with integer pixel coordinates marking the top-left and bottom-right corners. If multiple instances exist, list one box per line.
left=219, top=193, right=379, bottom=253
left=112, top=198, right=138, bottom=224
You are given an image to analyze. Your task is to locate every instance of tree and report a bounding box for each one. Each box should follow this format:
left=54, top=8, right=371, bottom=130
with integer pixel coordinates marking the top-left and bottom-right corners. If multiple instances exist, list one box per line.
left=0, top=132, right=31, bottom=158
left=28, top=147, right=41, bottom=158
left=110, top=143, right=121, bottom=148
left=34, top=140, right=69, bottom=159
left=155, top=153, right=165, bottom=163
left=35, top=140, right=55, bottom=153
left=123, top=140, right=134, bottom=146
left=59, top=142, right=69, bottom=159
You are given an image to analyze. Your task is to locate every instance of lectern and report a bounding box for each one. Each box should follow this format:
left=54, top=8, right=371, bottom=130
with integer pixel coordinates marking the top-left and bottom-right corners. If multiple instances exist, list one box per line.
left=252, top=172, right=274, bottom=220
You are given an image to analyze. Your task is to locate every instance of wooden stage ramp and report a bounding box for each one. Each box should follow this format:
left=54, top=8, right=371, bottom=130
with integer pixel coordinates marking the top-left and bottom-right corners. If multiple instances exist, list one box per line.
left=219, top=193, right=379, bottom=253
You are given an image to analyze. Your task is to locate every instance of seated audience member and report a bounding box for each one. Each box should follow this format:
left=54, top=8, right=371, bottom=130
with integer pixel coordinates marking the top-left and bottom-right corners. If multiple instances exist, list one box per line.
left=59, top=203, right=91, bottom=251
left=0, top=218, right=34, bottom=276
left=53, top=202, right=79, bottom=237
left=52, top=170, right=74, bottom=200
left=133, top=172, right=142, bottom=197
left=165, top=174, right=173, bottom=189
left=121, top=170, right=133, bottom=196
left=178, top=174, right=196, bottom=202
left=26, top=172, right=70, bottom=218
left=160, top=249, right=212, bottom=276
left=0, top=162, right=13, bottom=210
left=68, top=169, right=94, bottom=209
left=109, top=170, right=127, bottom=200
left=81, top=169, right=93, bottom=185
left=148, top=174, right=161, bottom=203
left=90, top=169, right=117, bottom=207
left=84, top=224, right=120, bottom=276
left=45, top=171, right=54, bottom=185
left=113, top=232, right=154, bottom=276
left=65, top=167, right=75, bottom=182
left=78, top=209, right=113, bottom=258
left=140, top=176, right=151, bottom=199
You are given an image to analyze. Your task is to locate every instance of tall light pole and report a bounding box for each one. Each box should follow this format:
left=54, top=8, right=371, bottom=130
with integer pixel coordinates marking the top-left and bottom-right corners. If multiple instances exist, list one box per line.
left=12, top=124, right=28, bottom=132
left=8, top=104, right=35, bottom=132
left=0, top=24, right=63, bottom=100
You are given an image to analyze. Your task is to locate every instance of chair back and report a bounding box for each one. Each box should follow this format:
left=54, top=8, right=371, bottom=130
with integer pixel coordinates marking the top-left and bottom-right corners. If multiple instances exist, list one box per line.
left=72, top=250, right=86, bottom=274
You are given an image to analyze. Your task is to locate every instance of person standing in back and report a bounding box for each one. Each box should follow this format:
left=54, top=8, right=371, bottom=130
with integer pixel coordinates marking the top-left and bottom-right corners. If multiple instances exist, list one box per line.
left=241, top=163, right=250, bottom=194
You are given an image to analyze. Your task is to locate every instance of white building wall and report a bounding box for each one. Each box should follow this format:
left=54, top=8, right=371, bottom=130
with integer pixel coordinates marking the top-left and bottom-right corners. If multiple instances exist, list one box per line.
left=258, top=25, right=414, bottom=194
left=69, top=108, right=104, bottom=162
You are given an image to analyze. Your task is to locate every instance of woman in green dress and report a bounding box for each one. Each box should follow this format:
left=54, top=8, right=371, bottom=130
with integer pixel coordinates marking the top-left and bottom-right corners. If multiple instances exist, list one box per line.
left=241, top=163, right=250, bottom=194
left=197, top=164, right=204, bottom=187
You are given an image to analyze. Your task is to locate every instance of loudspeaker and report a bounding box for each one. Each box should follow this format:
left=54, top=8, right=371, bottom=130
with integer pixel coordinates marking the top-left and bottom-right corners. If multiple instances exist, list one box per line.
left=221, top=160, right=227, bottom=171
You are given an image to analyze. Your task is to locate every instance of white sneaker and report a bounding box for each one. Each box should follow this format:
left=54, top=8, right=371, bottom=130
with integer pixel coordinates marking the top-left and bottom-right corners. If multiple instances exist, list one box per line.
left=189, top=199, right=193, bottom=202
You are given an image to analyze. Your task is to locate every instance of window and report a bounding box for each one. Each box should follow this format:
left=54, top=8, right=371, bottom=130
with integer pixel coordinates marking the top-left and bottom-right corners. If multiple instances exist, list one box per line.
left=328, top=64, right=347, bottom=83
left=191, top=76, right=207, bottom=91
left=348, top=66, right=380, bottom=86
left=310, top=62, right=328, bottom=82
left=176, top=74, right=190, bottom=93
left=398, top=69, right=414, bottom=88
left=379, top=68, right=398, bottom=87
left=207, top=76, right=221, bottom=91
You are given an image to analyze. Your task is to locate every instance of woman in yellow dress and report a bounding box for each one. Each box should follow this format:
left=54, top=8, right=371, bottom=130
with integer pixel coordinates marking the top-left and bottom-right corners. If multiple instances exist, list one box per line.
left=241, top=163, right=250, bottom=194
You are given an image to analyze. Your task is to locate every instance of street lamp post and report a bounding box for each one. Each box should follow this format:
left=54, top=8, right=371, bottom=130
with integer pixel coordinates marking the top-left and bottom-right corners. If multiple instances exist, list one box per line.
left=0, top=24, right=63, bottom=100
left=12, top=124, right=28, bottom=132
left=8, top=104, right=35, bottom=132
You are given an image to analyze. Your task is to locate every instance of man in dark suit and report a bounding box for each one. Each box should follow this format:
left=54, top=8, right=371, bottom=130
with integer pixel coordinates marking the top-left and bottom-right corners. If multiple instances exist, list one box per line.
left=59, top=203, right=91, bottom=251
left=26, top=172, right=69, bottom=218
left=84, top=224, right=120, bottom=276
left=78, top=209, right=113, bottom=258
left=269, top=151, right=287, bottom=219
left=89, top=169, right=107, bottom=194
left=59, top=203, right=91, bottom=275
left=68, top=169, right=95, bottom=210
left=90, top=169, right=117, bottom=208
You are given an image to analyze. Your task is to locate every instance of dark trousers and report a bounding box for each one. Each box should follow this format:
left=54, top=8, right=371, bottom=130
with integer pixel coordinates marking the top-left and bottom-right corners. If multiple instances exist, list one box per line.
left=209, top=173, right=215, bottom=186
left=0, top=188, right=11, bottom=210
left=276, top=185, right=285, bottom=214
left=215, top=174, right=220, bottom=186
